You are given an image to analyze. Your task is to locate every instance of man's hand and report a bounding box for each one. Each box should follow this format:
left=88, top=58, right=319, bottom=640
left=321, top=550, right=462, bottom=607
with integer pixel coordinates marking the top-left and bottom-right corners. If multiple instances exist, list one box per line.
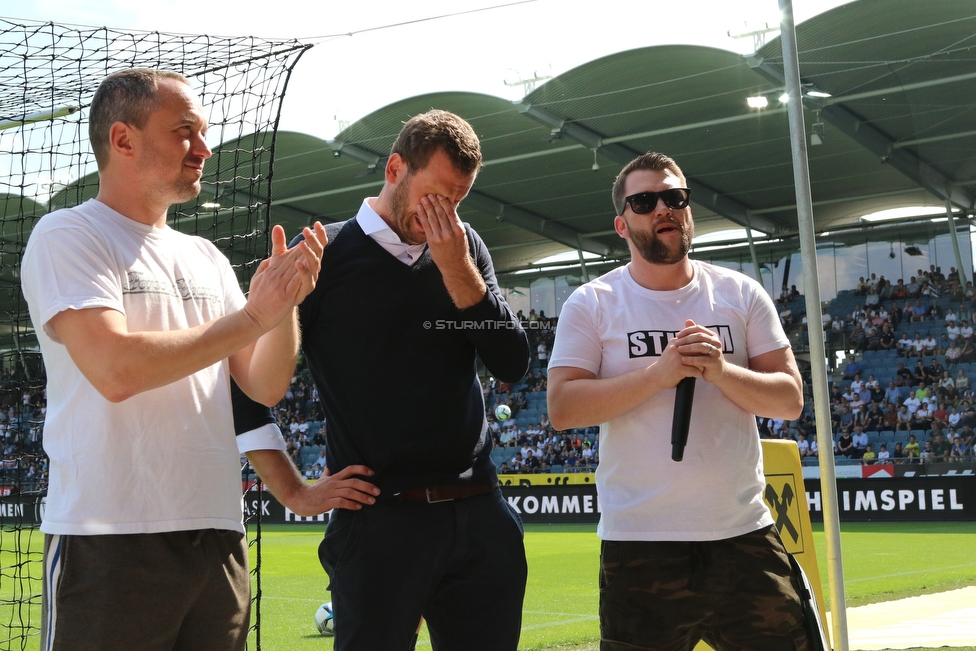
left=246, top=449, right=379, bottom=517
left=672, top=319, right=725, bottom=383
left=243, top=222, right=326, bottom=332
left=292, top=465, right=379, bottom=516
left=418, top=194, right=486, bottom=308
left=418, top=194, right=469, bottom=273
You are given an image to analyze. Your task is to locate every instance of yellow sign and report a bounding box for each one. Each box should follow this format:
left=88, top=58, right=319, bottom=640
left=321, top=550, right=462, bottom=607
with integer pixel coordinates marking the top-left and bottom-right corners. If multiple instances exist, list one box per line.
left=497, top=473, right=596, bottom=486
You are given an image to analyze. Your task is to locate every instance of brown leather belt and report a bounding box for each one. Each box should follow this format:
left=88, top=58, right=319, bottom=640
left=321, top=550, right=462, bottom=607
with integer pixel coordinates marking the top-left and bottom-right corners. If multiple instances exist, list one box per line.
left=393, top=482, right=496, bottom=503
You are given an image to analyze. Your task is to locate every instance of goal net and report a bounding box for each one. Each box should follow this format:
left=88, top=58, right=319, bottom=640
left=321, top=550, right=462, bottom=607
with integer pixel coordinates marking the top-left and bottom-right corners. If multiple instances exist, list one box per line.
left=0, top=17, right=311, bottom=649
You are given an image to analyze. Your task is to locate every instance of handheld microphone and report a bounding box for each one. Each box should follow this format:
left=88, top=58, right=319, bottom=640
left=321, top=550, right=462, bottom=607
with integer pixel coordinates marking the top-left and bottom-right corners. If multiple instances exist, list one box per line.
left=670, top=377, right=696, bottom=462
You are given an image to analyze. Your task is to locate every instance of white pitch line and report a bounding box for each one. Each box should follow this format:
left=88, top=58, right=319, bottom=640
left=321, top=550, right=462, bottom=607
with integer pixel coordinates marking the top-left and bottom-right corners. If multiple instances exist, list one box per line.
left=845, top=561, right=976, bottom=583
left=521, top=615, right=600, bottom=631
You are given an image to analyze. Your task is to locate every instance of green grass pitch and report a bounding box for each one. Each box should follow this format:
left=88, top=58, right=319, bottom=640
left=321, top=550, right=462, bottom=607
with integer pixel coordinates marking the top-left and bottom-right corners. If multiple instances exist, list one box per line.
left=253, top=521, right=976, bottom=650
left=2, top=521, right=974, bottom=649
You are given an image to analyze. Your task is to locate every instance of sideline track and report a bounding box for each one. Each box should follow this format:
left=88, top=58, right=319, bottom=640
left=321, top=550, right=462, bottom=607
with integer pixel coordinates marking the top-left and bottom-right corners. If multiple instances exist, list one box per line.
left=830, top=586, right=976, bottom=650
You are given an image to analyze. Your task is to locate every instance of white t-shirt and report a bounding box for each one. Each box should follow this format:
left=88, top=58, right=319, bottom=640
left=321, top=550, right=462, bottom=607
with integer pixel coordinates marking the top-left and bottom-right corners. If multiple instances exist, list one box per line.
left=550, top=261, right=787, bottom=541
left=22, top=199, right=246, bottom=535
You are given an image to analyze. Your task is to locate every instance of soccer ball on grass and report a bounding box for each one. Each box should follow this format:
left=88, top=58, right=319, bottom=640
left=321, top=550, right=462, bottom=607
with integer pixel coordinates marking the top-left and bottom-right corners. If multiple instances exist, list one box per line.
left=314, top=602, right=334, bottom=636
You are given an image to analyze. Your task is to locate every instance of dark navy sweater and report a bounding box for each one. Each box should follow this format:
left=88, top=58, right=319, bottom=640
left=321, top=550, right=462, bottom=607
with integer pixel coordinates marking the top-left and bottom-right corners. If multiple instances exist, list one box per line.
left=297, top=218, right=529, bottom=495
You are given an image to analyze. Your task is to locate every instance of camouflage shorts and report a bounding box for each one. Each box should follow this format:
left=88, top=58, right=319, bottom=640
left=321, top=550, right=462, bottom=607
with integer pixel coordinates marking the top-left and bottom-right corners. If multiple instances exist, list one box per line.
left=599, top=525, right=811, bottom=651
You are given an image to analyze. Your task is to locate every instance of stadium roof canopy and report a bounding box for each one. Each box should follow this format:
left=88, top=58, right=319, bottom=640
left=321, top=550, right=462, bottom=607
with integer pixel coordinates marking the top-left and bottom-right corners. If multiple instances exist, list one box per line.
left=260, top=0, right=976, bottom=284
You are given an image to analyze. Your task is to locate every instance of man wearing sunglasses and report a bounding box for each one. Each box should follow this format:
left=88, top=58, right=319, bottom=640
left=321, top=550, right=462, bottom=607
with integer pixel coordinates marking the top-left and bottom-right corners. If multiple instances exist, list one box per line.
left=547, top=152, right=812, bottom=650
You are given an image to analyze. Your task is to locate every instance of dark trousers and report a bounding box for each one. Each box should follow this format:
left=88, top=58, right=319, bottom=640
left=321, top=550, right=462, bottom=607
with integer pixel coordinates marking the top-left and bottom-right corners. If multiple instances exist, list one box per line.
left=319, top=489, right=527, bottom=651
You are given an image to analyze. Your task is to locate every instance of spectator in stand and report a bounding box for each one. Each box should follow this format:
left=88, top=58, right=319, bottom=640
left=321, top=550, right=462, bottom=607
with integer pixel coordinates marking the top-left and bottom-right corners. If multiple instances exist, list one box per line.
left=932, top=402, right=950, bottom=430
left=950, top=435, right=968, bottom=461
left=906, top=333, right=924, bottom=359
left=955, top=369, right=970, bottom=394
left=537, top=341, right=549, bottom=366
left=910, top=300, right=928, bottom=322
left=794, top=433, right=809, bottom=457
left=882, top=403, right=899, bottom=430
left=855, top=277, right=870, bottom=296
left=893, top=362, right=913, bottom=387
left=884, top=381, right=901, bottom=406
left=849, top=322, right=867, bottom=352
left=895, top=404, right=912, bottom=432
left=920, top=440, right=934, bottom=461
left=313, top=450, right=328, bottom=470
left=820, top=307, right=831, bottom=329
left=879, top=280, right=894, bottom=301
left=843, top=356, right=862, bottom=381
left=904, top=434, right=921, bottom=462
left=860, top=445, right=876, bottom=465
left=915, top=381, right=931, bottom=403
left=947, top=405, right=962, bottom=429
left=946, top=315, right=961, bottom=339
left=877, top=443, right=890, bottom=462
left=891, top=279, right=908, bottom=299
left=864, top=403, right=885, bottom=431
left=864, top=286, right=880, bottom=308
left=895, top=332, right=911, bottom=357
left=937, top=372, right=956, bottom=401
left=961, top=320, right=974, bottom=340
left=878, top=324, right=897, bottom=352
left=912, top=360, right=927, bottom=385
left=911, top=402, right=933, bottom=432
left=851, top=425, right=869, bottom=459
left=906, top=277, right=920, bottom=298
left=892, top=442, right=906, bottom=463
left=836, top=428, right=855, bottom=458
left=864, top=374, right=882, bottom=402
left=930, top=433, right=951, bottom=461
left=864, top=321, right=881, bottom=351
left=777, top=299, right=794, bottom=328
left=921, top=333, right=938, bottom=356
left=960, top=337, right=976, bottom=364
left=945, top=338, right=963, bottom=366
left=960, top=426, right=975, bottom=455
left=563, top=449, right=578, bottom=471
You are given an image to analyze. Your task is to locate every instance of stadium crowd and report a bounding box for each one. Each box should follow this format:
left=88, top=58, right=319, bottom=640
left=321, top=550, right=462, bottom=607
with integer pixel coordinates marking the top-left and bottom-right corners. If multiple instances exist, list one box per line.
left=0, top=363, right=48, bottom=493
left=768, top=265, right=976, bottom=464
left=7, top=264, right=976, bottom=494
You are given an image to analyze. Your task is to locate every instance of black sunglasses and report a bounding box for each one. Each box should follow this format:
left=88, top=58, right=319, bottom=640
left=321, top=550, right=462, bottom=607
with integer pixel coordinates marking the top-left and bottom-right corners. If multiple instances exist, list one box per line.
left=619, top=188, right=691, bottom=215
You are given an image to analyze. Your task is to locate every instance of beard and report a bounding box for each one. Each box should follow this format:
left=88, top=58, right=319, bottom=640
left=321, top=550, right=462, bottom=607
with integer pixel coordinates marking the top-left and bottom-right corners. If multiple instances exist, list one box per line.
left=389, top=172, right=425, bottom=245
left=629, top=217, right=694, bottom=265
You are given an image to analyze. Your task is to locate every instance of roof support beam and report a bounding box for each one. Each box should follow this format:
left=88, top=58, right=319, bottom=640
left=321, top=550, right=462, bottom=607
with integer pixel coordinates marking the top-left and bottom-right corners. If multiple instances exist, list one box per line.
left=515, top=102, right=786, bottom=234
left=748, top=58, right=976, bottom=210
left=462, top=191, right=623, bottom=257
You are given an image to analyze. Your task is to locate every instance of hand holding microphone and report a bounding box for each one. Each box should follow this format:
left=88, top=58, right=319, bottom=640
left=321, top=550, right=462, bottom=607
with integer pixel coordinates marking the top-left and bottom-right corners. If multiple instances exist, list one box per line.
left=669, top=323, right=721, bottom=462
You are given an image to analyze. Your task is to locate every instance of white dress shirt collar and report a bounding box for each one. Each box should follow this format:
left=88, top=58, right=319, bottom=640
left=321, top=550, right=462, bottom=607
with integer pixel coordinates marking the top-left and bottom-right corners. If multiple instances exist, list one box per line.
left=356, top=199, right=427, bottom=265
